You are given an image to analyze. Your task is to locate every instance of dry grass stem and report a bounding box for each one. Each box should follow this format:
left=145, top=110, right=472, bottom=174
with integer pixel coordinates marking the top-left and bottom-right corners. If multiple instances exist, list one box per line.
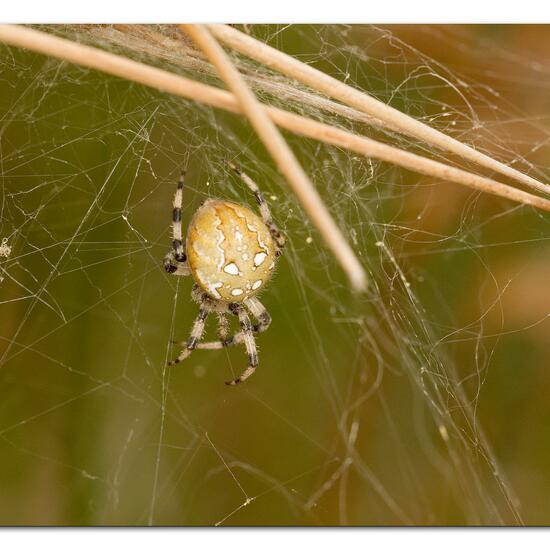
left=0, top=26, right=548, bottom=224
left=275, top=111, right=550, bottom=211
left=180, top=24, right=368, bottom=292
left=100, top=25, right=381, bottom=129
left=208, top=24, right=550, bottom=197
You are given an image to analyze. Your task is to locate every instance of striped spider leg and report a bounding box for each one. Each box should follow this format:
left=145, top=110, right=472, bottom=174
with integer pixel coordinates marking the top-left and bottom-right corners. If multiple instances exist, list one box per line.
left=163, top=170, right=190, bottom=277
left=195, top=296, right=272, bottom=385
left=225, top=160, right=286, bottom=255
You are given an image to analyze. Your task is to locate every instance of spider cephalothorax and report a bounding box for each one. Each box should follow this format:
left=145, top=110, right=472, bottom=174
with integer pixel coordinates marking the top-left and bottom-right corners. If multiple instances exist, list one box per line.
left=164, top=161, right=285, bottom=385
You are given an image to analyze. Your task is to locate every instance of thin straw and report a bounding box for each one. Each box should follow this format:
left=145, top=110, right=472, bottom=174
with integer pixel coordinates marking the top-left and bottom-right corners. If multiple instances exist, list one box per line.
left=0, top=28, right=547, bottom=223
left=207, top=24, right=550, bottom=197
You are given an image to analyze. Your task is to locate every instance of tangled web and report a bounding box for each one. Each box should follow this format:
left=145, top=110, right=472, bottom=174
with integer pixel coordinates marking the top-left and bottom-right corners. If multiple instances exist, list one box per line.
left=0, top=24, right=549, bottom=525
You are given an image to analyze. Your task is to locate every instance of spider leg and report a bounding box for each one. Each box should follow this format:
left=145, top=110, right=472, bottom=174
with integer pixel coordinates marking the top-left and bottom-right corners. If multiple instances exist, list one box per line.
left=195, top=310, right=234, bottom=349
left=216, top=311, right=230, bottom=342
left=245, top=296, right=272, bottom=334
left=169, top=296, right=210, bottom=366
left=195, top=297, right=271, bottom=350
left=164, top=170, right=191, bottom=276
left=225, top=305, right=258, bottom=386
left=226, top=160, right=286, bottom=254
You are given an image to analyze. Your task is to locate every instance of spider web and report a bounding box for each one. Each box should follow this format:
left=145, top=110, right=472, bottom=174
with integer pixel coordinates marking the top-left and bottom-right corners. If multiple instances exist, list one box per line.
left=0, top=24, right=549, bottom=525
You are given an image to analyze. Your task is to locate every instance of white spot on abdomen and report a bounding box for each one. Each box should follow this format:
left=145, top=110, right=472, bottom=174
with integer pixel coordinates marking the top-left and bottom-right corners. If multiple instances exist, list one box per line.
left=254, top=252, right=267, bottom=266
left=252, top=280, right=262, bottom=290
left=231, top=288, right=243, bottom=297
left=223, top=262, right=240, bottom=275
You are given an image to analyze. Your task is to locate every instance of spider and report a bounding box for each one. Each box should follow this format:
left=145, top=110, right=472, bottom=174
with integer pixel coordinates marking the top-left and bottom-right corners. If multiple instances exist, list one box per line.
left=164, top=161, right=285, bottom=385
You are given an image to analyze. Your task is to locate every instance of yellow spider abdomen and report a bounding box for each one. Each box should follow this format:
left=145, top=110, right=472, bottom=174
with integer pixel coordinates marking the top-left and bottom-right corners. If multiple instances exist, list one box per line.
left=186, top=199, right=277, bottom=302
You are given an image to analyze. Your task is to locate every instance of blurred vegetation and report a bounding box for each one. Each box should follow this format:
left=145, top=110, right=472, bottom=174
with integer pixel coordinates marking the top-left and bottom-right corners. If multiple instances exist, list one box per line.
left=0, top=25, right=549, bottom=525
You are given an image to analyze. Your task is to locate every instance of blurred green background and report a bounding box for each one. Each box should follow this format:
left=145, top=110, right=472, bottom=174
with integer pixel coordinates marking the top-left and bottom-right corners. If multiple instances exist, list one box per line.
left=0, top=25, right=549, bottom=525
